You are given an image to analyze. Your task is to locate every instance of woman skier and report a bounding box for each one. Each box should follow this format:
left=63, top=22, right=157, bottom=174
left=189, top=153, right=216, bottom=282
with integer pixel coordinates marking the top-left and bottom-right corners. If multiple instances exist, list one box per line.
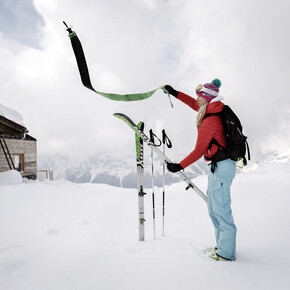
left=165, top=79, right=237, bottom=261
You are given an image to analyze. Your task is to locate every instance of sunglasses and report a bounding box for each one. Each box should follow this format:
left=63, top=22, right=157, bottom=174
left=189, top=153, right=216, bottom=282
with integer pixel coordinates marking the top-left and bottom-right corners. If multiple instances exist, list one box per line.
left=196, top=84, right=203, bottom=92
left=195, top=84, right=219, bottom=97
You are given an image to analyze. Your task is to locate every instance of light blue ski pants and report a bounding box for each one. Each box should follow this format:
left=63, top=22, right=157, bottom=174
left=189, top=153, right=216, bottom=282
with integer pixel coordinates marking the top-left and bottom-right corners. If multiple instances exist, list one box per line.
left=207, top=158, right=237, bottom=260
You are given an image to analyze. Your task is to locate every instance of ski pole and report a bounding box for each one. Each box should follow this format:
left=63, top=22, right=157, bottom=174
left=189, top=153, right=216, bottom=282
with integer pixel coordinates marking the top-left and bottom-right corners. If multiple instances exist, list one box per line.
left=149, top=129, right=161, bottom=239
left=162, top=129, right=172, bottom=236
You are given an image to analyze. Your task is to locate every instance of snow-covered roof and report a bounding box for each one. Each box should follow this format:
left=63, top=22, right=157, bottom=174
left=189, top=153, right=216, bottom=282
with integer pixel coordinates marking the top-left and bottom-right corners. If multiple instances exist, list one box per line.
left=0, top=103, right=26, bottom=127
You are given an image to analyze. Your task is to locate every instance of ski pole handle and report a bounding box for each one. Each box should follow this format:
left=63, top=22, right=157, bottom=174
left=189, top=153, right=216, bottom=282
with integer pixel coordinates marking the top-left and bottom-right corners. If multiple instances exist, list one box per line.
left=162, top=129, right=172, bottom=149
left=149, top=129, right=162, bottom=147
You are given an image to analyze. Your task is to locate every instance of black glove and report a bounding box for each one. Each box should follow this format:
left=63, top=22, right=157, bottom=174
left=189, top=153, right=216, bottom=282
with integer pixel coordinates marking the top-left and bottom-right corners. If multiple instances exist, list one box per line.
left=164, top=85, right=178, bottom=97
left=167, top=162, right=183, bottom=173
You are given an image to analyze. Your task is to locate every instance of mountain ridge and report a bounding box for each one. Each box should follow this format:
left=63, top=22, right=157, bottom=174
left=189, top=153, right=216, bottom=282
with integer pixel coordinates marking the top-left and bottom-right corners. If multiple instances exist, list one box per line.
left=38, top=152, right=209, bottom=188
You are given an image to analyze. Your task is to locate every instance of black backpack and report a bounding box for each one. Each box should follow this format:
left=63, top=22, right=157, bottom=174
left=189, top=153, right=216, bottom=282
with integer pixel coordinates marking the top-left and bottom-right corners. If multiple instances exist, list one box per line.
left=204, top=105, right=250, bottom=173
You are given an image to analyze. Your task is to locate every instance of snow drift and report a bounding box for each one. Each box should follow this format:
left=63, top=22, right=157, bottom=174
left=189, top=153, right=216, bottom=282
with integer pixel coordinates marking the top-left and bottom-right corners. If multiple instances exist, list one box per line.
left=0, top=170, right=22, bottom=185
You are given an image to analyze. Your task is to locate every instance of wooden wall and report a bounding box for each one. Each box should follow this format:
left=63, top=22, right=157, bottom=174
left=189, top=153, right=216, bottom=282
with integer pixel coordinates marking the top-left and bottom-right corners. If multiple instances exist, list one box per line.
left=0, top=138, right=37, bottom=178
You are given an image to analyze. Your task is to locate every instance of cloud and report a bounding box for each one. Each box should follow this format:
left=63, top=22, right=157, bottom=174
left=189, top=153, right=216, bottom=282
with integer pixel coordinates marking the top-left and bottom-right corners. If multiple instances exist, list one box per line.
left=0, top=0, right=289, bottom=163
left=0, top=0, right=44, bottom=48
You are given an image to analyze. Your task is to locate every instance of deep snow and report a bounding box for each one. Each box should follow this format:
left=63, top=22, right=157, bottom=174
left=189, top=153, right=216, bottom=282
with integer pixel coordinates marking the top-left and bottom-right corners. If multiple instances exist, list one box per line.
left=0, top=159, right=290, bottom=290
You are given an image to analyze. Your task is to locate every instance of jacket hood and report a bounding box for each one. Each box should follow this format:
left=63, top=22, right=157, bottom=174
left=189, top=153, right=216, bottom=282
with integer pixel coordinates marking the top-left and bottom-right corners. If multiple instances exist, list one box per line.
left=206, top=101, right=224, bottom=114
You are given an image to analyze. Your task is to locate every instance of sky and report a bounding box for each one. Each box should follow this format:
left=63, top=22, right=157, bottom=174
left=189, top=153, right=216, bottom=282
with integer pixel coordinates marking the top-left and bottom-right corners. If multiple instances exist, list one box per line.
left=0, top=0, right=289, bottom=162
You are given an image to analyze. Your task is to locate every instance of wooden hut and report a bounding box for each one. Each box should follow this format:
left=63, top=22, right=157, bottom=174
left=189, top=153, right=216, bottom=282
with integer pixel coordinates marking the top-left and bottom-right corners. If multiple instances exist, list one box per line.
left=0, top=114, right=37, bottom=179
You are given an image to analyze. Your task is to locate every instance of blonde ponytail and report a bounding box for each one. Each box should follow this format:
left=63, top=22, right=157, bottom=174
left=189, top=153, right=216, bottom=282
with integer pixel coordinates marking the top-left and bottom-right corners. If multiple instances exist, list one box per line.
left=196, top=103, right=209, bottom=128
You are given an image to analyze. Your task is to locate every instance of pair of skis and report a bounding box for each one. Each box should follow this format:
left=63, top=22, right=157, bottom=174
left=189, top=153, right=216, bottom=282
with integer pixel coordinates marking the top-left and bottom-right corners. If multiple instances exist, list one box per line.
left=115, top=113, right=207, bottom=241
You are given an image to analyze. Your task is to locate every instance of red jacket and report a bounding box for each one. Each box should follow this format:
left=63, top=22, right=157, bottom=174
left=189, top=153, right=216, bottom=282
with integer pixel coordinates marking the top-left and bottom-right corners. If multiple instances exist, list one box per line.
left=177, top=92, right=227, bottom=169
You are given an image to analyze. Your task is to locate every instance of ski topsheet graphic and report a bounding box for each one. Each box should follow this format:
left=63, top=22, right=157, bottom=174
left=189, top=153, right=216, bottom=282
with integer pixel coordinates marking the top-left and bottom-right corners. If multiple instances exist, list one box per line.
left=135, top=122, right=146, bottom=241
left=114, top=113, right=207, bottom=203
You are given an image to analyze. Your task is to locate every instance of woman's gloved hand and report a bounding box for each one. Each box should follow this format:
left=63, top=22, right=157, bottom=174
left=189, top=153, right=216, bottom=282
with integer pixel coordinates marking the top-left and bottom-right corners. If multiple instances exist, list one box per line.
left=164, top=85, right=178, bottom=97
left=167, top=162, right=183, bottom=173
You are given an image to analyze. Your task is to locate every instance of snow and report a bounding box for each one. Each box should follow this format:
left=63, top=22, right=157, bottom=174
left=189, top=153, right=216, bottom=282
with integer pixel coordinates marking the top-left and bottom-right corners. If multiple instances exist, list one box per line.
left=0, top=170, right=22, bottom=185
left=0, top=103, right=26, bottom=127
left=0, top=161, right=290, bottom=290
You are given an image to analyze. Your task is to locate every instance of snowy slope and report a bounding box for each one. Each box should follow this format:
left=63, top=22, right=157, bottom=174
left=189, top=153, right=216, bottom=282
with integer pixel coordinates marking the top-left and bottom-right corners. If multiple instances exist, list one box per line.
left=0, top=160, right=290, bottom=290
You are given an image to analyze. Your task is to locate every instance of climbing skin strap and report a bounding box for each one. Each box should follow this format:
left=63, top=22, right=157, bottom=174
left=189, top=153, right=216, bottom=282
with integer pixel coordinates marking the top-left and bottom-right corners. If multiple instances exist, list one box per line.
left=63, top=22, right=173, bottom=107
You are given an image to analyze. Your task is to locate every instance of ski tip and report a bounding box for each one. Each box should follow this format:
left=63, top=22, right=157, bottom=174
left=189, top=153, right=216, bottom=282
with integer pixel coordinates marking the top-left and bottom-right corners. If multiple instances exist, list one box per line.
left=113, top=113, right=120, bottom=118
left=137, top=122, right=145, bottom=131
left=113, top=112, right=128, bottom=119
left=113, top=112, right=133, bottom=122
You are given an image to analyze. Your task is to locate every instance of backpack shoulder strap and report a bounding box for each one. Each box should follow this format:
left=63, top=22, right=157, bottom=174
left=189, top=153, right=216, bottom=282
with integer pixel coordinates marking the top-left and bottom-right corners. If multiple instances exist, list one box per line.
left=203, top=112, right=220, bottom=120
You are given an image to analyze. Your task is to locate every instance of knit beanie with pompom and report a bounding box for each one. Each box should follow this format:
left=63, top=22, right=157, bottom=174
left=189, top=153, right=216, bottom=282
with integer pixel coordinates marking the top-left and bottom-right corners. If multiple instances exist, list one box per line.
left=196, top=79, right=222, bottom=102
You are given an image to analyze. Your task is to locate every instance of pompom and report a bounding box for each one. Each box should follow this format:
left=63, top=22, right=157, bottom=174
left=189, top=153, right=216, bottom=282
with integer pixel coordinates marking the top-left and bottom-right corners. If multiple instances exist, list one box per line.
left=211, top=78, right=221, bottom=88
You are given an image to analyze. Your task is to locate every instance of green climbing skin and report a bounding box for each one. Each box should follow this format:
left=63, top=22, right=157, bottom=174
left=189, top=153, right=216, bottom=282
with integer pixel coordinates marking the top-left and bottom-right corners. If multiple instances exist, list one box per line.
left=64, top=22, right=171, bottom=103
